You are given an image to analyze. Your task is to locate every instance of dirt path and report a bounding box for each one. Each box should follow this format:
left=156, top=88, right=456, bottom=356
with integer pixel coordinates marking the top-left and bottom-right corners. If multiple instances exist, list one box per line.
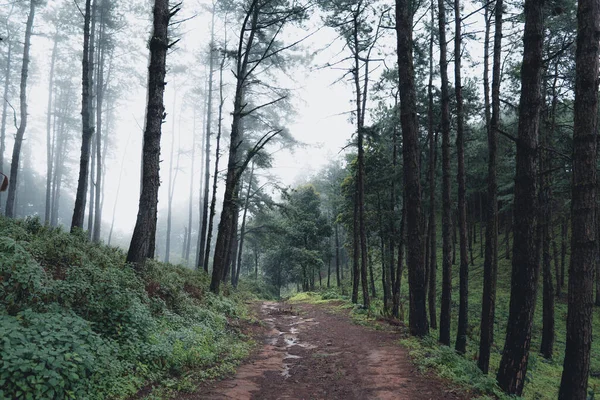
left=193, top=301, right=465, bottom=400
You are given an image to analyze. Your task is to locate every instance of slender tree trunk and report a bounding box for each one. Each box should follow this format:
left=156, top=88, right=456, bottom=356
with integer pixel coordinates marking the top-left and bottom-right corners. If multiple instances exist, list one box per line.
left=478, top=0, right=502, bottom=374
left=45, top=34, right=59, bottom=225
left=559, top=0, right=599, bottom=395
left=127, top=0, right=176, bottom=266
left=185, top=110, right=196, bottom=263
left=5, top=0, right=35, bottom=218
left=165, top=88, right=178, bottom=263
left=427, top=0, right=437, bottom=330
left=71, top=0, right=95, bottom=230
left=0, top=33, right=12, bottom=210
left=352, top=191, right=360, bottom=303
left=204, top=47, right=227, bottom=272
left=496, top=0, right=544, bottom=394
left=198, top=10, right=216, bottom=271
left=211, top=3, right=258, bottom=293
left=88, top=138, right=96, bottom=237
left=335, top=223, right=341, bottom=287
left=561, top=216, right=567, bottom=289
left=437, top=0, right=452, bottom=345
left=540, top=63, right=558, bottom=360
left=396, top=0, right=428, bottom=336
left=454, top=0, right=469, bottom=355
left=235, top=162, right=254, bottom=287
left=93, top=17, right=106, bottom=243
left=393, top=208, right=406, bottom=319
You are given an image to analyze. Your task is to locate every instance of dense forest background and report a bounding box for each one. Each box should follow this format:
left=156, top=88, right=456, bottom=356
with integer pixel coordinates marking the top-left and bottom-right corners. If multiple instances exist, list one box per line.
left=2, top=0, right=600, bottom=398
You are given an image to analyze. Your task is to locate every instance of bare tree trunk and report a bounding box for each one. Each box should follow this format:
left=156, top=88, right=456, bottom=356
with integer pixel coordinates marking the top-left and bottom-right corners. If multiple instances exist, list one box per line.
left=478, top=0, right=502, bottom=374
left=396, top=0, right=428, bottom=336
left=335, top=223, right=341, bottom=287
left=427, top=0, right=437, bottom=330
left=198, top=8, right=216, bottom=271
left=93, top=12, right=106, bottom=243
left=454, top=0, right=469, bottom=355
left=352, top=192, right=360, bottom=304
left=71, top=0, right=95, bottom=230
left=559, top=0, right=599, bottom=395
left=204, top=47, right=227, bottom=273
left=234, top=162, right=254, bottom=287
left=165, top=88, right=178, bottom=263
left=211, top=3, right=259, bottom=293
left=45, top=34, right=59, bottom=225
left=185, top=109, right=196, bottom=263
left=393, top=208, right=405, bottom=319
left=496, top=0, right=544, bottom=394
left=88, top=137, right=96, bottom=238
left=5, top=0, right=35, bottom=218
left=127, top=0, right=177, bottom=266
left=0, top=21, right=13, bottom=210
left=437, top=0, right=452, bottom=345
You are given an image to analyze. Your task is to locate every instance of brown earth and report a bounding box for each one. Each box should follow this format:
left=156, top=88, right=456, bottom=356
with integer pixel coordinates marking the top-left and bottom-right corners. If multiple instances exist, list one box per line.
left=187, top=301, right=469, bottom=400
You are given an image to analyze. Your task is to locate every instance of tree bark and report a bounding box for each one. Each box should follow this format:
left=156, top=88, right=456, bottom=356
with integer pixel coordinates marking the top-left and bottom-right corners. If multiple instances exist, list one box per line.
left=127, top=0, right=175, bottom=266
left=396, top=0, right=428, bottom=336
left=5, top=0, right=35, bottom=218
left=71, top=0, right=95, bottom=230
left=427, top=0, right=437, bottom=331
left=454, top=0, right=469, bottom=355
left=478, top=0, right=502, bottom=374
left=438, top=0, right=452, bottom=346
left=204, top=43, right=228, bottom=273
left=234, top=162, right=254, bottom=287
left=558, top=0, right=599, bottom=395
left=211, top=2, right=259, bottom=293
left=93, top=11, right=106, bottom=243
left=197, top=8, right=216, bottom=271
left=496, top=0, right=544, bottom=394
left=45, top=34, right=59, bottom=225
left=0, top=22, right=12, bottom=209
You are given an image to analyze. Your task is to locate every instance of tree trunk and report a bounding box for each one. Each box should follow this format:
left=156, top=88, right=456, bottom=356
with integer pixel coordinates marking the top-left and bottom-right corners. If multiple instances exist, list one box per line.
left=335, top=223, right=341, bottom=287
left=427, top=0, right=437, bottom=331
left=478, top=0, right=502, bottom=374
left=197, top=9, right=216, bottom=271
left=396, top=0, right=428, bottom=336
left=558, top=0, right=599, bottom=395
left=352, top=191, right=360, bottom=304
left=127, top=0, right=175, bottom=266
left=437, top=0, right=452, bottom=345
left=165, top=88, right=178, bottom=263
left=496, top=0, right=544, bottom=394
left=71, top=0, right=95, bottom=230
left=454, top=0, right=469, bottom=355
left=0, top=30, right=12, bottom=209
left=93, top=15, right=106, bottom=243
left=88, top=136, right=96, bottom=238
left=393, top=208, right=405, bottom=319
left=5, top=0, right=35, bottom=218
left=234, top=162, right=254, bottom=287
left=210, top=2, right=259, bottom=293
left=204, top=47, right=227, bottom=273
left=185, top=109, right=196, bottom=263
left=45, top=34, right=58, bottom=225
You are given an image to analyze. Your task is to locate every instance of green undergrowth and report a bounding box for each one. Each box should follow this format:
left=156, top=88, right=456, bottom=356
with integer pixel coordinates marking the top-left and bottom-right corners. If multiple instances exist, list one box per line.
left=0, top=216, right=253, bottom=399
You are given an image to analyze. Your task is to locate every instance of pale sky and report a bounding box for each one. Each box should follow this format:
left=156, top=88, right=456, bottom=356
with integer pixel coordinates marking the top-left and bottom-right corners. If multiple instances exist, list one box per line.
left=7, top=0, right=494, bottom=245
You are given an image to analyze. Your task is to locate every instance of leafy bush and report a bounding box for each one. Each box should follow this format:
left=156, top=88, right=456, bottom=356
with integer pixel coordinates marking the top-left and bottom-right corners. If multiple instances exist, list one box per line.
left=0, top=308, right=126, bottom=400
left=0, top=216, right=253, bottom=398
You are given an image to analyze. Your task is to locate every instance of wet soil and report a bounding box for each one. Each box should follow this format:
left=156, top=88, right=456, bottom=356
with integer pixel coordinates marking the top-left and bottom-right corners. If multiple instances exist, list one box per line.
left=190, top=301, right=467, bottom=400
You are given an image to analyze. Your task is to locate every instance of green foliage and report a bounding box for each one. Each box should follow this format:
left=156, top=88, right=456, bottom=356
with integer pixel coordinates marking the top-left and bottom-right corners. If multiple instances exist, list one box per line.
left=0, top=216, right=253, bottom=398
left=0, top=308, right=128, bottom=400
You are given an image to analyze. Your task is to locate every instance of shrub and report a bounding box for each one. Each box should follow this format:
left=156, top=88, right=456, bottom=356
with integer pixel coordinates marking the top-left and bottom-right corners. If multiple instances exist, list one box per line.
left=0, top=308, right=125, bottom=400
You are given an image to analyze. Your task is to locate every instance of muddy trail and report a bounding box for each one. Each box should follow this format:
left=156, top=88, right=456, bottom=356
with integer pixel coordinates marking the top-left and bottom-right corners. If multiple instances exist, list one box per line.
left=192, top=301, right=465, bottom=400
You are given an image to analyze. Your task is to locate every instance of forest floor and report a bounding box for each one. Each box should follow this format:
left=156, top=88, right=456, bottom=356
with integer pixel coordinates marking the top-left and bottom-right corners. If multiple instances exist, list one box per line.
left=188, top=301, right=468, bottom=400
